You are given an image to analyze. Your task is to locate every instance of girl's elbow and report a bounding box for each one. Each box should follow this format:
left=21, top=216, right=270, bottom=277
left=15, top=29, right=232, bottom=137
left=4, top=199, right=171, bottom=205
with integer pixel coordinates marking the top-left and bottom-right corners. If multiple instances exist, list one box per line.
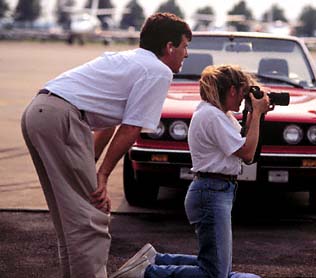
left=242, top=155, right=254, bottom=164
left=235, top=148, right=254, bottom=163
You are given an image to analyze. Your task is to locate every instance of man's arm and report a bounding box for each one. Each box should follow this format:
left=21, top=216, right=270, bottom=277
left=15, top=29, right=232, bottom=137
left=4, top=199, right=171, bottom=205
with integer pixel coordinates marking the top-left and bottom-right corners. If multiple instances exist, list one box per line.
left=91, top=124, right=142, bottom=211
left=94, top=128, right=115, bottom=162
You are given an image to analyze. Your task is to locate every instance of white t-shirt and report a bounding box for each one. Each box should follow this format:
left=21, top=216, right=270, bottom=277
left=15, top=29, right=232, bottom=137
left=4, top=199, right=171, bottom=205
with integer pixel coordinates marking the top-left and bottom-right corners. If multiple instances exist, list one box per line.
left=188, top=101, right=246, bottom=175
left=45, top=48, right=173, bottom=131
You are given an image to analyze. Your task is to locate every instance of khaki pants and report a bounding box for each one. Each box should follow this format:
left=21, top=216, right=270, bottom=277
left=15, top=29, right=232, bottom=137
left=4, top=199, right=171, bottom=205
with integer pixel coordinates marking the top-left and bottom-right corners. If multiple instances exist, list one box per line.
left=21, top=93, right=111, bottom=278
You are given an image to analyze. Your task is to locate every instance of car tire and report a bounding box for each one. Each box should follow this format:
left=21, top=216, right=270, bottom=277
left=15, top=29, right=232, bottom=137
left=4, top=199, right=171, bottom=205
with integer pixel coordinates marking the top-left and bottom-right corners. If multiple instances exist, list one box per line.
left=123, top=154, right=159, bottom=206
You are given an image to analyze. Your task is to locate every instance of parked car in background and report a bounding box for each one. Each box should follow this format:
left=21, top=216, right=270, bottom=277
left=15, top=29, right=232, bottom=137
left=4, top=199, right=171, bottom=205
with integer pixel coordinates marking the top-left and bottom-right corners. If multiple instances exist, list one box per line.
left=124, top=32, right=316, bottom=207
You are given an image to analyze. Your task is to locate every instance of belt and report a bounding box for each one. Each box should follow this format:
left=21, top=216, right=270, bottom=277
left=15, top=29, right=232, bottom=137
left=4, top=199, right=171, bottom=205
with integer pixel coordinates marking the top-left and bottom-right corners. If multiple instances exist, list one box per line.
left=37, top=89, right=85, bottom=118
left=38, top=89, right=67, bottom=102
left=194, top=172, right=237, bottom=182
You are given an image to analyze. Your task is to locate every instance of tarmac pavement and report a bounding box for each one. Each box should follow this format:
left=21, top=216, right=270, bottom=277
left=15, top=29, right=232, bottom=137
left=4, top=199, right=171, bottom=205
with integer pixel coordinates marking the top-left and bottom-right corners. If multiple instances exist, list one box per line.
left=1, top=205, right=316, bottom=278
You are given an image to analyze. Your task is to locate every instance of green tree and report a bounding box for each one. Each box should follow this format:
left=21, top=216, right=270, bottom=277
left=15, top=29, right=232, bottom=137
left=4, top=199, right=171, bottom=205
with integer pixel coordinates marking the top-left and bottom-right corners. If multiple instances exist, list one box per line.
left=296, top=5, right=316, bottom=37
left=227, top=0, right=253, bottom=31
left=85, top=0, right=113, bottom=29
left=120, top=0, right=145, bottom=30
left=56, top=0, right=75, bottom=29
left=14, top=0, right=41, bottom=22
left=156, top=0, right=184, bottom=19
left=193, top=6, right=214, bottom=31
left=0, top=0, right=9, bottom=18
left=262, top=4, right=288, bottom=22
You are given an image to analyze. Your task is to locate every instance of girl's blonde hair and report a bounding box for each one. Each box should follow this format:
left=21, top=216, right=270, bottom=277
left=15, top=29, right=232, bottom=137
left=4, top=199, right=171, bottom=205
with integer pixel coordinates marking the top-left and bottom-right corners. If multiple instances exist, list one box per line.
left=199, top=64, right=255, bottom=110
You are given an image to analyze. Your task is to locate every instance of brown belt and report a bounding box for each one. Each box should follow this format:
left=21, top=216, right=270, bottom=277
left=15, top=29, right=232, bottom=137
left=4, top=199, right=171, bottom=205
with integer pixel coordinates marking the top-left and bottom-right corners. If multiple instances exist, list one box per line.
left=194, top=172, right=237, bottom=182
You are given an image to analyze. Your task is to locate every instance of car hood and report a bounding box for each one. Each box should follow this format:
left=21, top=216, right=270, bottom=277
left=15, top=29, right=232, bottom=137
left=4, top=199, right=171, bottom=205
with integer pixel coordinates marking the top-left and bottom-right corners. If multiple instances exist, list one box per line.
left=162, top=82, right=316, bottom=123
left=162, top=82, right=200, bottom=117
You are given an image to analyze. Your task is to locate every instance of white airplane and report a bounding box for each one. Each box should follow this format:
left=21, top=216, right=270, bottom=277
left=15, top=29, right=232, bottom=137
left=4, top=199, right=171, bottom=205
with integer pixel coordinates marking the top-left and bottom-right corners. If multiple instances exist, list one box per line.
left=192, top=13, right=250, bottom=32
left=62, top=0, right=115, bottom=44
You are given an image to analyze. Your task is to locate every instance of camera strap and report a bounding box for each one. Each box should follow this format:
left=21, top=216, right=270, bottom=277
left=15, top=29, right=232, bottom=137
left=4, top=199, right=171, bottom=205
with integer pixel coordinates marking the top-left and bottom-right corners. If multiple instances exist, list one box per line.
left=254, top=114, right=265, bottom=163
left=240, top=108, right=248, bottom=137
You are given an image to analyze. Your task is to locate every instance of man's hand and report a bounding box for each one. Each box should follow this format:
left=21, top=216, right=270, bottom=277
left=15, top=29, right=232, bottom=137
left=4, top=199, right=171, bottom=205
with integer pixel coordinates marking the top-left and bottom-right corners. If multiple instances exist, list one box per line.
left=91, top=173, right=111, bottom=213
left=91, top=124, right=142, bottom=213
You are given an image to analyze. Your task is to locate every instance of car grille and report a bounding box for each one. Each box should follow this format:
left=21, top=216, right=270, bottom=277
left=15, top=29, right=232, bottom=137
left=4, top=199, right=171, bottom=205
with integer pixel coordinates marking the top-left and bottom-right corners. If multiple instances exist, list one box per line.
left=140, top=119, right=316, bottom=147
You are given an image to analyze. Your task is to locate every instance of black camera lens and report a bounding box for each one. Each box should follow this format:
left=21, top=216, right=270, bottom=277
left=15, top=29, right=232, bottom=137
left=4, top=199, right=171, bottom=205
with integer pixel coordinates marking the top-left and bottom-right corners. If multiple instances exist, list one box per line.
left=245, top=86, right=290, bottom=111
left=269, top=92, right=290, bottom=106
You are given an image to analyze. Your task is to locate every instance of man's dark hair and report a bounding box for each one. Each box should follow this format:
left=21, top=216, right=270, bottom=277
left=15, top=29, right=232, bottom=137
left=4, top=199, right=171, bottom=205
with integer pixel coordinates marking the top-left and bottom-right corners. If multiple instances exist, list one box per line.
left=140, top=12, right=192, bottom=57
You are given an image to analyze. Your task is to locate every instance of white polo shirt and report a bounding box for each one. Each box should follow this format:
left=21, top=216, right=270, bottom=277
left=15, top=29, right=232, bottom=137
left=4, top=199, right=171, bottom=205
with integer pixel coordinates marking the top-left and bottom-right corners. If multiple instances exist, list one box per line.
left=188, top=101, right=246, bottom=175
left=45, top=48, right=173, bottom=131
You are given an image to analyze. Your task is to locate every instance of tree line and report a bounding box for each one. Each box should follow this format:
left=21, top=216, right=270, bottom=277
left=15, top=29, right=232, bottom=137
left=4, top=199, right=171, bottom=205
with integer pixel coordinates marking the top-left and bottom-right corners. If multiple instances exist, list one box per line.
left=1, top=0, right=316, bottom=36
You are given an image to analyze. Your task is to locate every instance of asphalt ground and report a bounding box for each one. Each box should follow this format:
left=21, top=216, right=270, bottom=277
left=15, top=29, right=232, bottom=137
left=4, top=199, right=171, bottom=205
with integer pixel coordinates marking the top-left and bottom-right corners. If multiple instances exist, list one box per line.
left=1, top=201, right=316, bottom=278
left=1, top=41, right=316, bottom=278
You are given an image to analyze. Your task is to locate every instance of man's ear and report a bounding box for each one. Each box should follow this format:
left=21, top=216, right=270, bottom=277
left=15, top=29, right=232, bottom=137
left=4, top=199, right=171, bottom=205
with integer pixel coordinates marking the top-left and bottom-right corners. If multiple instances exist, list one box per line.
left=166, top=41, right=174, bottom=55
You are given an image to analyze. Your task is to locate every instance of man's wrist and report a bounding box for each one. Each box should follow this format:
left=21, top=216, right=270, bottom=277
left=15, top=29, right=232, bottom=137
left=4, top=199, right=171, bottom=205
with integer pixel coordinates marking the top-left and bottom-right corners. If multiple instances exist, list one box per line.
left=97, top=170, right=110, bottom=178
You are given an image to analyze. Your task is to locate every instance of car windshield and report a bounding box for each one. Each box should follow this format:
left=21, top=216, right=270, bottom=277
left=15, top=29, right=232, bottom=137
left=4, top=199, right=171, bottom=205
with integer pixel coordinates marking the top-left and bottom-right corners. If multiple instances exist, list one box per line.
left=175, top=35, right=316, bottom=88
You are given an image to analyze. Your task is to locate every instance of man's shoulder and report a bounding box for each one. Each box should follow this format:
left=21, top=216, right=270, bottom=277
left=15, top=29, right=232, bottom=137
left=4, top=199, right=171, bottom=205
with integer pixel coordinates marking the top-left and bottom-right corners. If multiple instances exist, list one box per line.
left=117, top=48, right=172, bottom=79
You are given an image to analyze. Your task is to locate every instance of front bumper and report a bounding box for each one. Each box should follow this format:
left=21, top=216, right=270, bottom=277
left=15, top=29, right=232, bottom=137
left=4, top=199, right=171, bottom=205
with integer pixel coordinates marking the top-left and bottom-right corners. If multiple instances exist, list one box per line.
left=129, top=146, right=316, bottom=190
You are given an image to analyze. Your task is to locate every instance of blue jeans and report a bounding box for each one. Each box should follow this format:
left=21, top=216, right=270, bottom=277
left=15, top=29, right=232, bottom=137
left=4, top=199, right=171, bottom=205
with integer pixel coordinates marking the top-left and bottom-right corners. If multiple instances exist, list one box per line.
left=144, top=177, right=261, bottom=278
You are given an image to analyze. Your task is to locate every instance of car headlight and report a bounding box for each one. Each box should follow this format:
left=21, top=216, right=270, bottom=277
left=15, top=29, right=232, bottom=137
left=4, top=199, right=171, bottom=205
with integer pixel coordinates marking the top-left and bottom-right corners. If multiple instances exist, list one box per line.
left=148, top=121, right=165, bottom=139
left=169, top=120, right=188, bottom=140
left=283, top=124, right=303, bottom=144
left=307, top=126, right=316, bottom=144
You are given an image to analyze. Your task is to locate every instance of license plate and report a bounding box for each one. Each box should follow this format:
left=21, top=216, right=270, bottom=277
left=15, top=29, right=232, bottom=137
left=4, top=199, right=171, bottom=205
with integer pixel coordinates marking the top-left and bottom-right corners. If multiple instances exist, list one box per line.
left=238, top=162, right=257, bottom=181
left=180, top=167, right=194, bottom=180
left=302, top=159, right=316, bottom=167
left=268, top=170, right=288, bottom=183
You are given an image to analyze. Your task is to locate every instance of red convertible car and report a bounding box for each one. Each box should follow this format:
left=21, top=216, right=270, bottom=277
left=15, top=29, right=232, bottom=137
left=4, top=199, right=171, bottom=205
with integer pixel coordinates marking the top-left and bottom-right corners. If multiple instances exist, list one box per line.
left=123, top=32, right=316, bottom=207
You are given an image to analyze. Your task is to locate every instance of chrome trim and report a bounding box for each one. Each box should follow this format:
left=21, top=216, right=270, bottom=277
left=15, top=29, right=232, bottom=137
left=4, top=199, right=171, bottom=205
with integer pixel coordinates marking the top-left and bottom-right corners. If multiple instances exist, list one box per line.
left=131, top=146, right=190, bottom=154
left=261, top=166, right=316, bottom=169
left=261, top=153, right=316, bottom=158
left=131, top=147, right=316, bottom=158
left=131, top=160, right=191, bottom=165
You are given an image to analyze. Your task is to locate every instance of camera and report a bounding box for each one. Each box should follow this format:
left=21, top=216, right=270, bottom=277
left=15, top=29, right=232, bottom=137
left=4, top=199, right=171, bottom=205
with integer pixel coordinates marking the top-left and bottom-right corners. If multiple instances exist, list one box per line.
left=244, top=85, right=290, bottom=111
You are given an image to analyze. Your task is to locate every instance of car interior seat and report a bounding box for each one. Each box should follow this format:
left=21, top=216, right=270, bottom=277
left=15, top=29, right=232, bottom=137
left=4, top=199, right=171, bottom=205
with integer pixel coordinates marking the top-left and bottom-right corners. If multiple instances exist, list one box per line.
left=179, top=53, right=213, bottom=75
left=258, top=58, right=289, bottom=77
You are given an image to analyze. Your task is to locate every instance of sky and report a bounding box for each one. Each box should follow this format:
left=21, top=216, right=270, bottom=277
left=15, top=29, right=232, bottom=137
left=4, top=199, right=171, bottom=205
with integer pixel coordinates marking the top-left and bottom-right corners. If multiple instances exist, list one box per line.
left=7, top=0, right=316, bottom=26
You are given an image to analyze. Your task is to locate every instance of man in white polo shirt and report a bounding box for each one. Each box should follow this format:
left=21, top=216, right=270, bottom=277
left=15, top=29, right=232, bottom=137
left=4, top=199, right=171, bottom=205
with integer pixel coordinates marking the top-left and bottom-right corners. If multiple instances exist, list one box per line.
left=21, top=13, right=192, bottom=278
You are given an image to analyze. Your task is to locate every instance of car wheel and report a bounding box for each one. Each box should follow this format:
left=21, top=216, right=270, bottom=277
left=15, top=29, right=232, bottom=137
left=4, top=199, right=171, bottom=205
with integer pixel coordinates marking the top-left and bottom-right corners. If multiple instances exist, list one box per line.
left=123, top=154, right=159, bottom=206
